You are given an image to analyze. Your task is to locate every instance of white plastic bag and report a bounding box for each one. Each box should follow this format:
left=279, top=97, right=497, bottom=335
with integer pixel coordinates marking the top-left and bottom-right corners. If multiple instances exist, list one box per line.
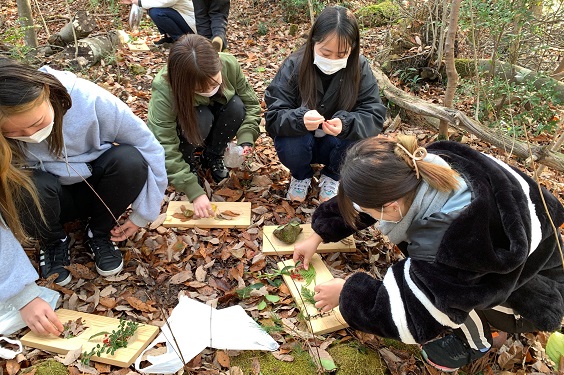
left=0, top=337, right=22, bottom=359
left=135, top=296, right=279, bottom=374
left=129, top=4, right=143, bottom=31
left=0, top=286, right=60, bottom=335
left=223, top=142, right=245, bottom=169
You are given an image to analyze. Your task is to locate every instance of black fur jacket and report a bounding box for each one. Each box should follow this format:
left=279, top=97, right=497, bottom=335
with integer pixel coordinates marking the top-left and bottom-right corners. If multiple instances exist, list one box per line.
left=312, top=141, right=564, bottom=344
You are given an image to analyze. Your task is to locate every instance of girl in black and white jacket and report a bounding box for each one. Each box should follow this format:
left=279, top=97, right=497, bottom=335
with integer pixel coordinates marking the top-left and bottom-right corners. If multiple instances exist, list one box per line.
left=294, top=134, right=564, bottom=371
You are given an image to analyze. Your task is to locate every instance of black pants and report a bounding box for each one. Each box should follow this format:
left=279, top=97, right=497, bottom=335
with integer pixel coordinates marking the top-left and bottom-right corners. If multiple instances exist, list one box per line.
left=21, top=145, right=148, bottom=244
left=454, top=305, right=538, bottom=351
left=147, top=7, right=195, bottom=41
left=177, top=95, right=245, bottom=163
left=193, top=0, right=230, bottom=48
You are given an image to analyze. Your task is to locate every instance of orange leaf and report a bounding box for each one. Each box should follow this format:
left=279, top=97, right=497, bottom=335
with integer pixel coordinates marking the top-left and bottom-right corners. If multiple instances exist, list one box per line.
left=215, top=350, right=230, bottom=368
left=126, top=296, right=157, bottom=312
left=6, top=360, right=19, bottom=375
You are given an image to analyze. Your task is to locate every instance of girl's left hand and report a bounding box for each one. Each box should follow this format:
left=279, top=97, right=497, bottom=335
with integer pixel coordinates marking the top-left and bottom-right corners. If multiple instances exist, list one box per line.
left=314, top=278, right=346, bottom=313
left=322, top=118, right=342, bottom=136
left=110, top=219, right=140, bottom=241
left=242, top=145, right=253, bottom=155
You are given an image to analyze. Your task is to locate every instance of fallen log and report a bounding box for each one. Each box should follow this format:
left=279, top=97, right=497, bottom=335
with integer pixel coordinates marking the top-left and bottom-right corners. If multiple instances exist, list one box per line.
left=372, top=65, right=564, bottom=172
left=48, top=10, right=97, bottom=47
left=62, top=30, right=127, bottom=68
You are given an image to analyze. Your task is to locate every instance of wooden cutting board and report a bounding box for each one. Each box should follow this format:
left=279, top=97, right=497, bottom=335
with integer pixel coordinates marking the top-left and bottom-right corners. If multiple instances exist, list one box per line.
left=277, top=254, right=348, bottom=334
left=163, top=201, right=251, bottom=228
left=21, top=309, right=159, bottom=367
left=262, top=224, right=355, bottom=255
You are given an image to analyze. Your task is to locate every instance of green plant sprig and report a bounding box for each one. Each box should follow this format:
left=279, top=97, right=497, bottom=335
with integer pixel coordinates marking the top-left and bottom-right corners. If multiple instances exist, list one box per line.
left=81, top=319, right=140, bottom=365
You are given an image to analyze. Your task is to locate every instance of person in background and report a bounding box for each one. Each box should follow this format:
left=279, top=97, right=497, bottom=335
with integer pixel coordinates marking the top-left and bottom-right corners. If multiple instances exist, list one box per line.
left=0, top=128, right=62, bottom=336
left=193, top=0, right=230, bottom=51
left=147, top=34, right=260, bottom=219
left=121, top=0, right=196, bottom=45
left=293, top=134, right=564, bottom=372
left=264, top=6, right=386, bottom=203
left=0, top=58, right=167, bottom=287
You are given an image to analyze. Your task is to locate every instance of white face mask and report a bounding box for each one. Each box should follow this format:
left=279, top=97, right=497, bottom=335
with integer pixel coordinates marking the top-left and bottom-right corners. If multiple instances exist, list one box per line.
left=7, top=121, right=54, bottom=143
left=196, top=84, right=220, bottom=98
left=314, top=53, right=348, bottom=75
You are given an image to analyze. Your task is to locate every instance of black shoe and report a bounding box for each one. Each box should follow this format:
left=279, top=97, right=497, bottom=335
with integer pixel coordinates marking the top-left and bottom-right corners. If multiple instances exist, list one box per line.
left=421, top=334, right=490, bottom=372
left=154, top=36, right=173, bottom=45
left=39, top=237, right=71, bottom=286
left=85, top=235, right=123, bottom=277
left=204, top=156, right=229, bottom=182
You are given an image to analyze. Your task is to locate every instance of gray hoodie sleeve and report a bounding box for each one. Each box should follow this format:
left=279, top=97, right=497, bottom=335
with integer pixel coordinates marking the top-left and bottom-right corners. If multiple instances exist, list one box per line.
left=0, top=218, right=42, bottom=310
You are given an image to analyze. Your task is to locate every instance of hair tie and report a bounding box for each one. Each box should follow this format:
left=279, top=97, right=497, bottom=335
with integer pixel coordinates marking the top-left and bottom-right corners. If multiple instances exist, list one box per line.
left=396, top=144, right=427, bottom=179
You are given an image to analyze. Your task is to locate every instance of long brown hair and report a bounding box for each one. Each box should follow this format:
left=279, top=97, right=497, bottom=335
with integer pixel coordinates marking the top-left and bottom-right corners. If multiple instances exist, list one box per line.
left=167, top=34, right=222, bottom=145
left=0, top=58, right=71, bottom=159
left=298, top=6, right=361, bottom=112
left=0, top=58, right=71, bottom=241
left=337, top=134, right=461, bottom=228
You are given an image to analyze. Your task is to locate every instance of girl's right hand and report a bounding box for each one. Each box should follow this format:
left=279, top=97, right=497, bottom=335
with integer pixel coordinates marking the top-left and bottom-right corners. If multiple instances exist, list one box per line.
left=20, top=297, right=63, bottom=336
left=293, top=232, right=323, bottom=270
left=193, top=194, right=213, bottom=218
left=303, top=110, right=325, bottom=131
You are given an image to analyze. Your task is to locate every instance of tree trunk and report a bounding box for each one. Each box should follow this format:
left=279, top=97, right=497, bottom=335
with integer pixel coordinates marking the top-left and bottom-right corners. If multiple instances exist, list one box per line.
left=16, top=0, right=38, bottom=48
left=48, top=11, right=97, bottom=46
left=62, top=30, right=126, bottom=68
left=439, top=0, right=461, bottom=140
left=371, top=65, right=564, bottom=171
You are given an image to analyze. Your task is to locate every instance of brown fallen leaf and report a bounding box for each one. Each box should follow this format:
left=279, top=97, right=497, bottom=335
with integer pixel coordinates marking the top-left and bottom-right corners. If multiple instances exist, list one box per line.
left=215, top=350, right=230, bottom=368
left=6, top=359, right=19, bottom=375
left=62, top=317, right=88, bottom=338
left=221, top=210, right=241, bottom=217
left=66, top=263, right=97, bottom=280
left=126, top=296, right=157, bottom=312
left=99, top=296, right=117, bottom=309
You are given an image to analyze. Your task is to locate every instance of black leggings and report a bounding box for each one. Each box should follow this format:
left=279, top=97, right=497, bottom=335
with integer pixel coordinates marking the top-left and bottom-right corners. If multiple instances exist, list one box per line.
left=21, top=145, right=148, bottom=244
left=177, top=94, right=245, bottom=163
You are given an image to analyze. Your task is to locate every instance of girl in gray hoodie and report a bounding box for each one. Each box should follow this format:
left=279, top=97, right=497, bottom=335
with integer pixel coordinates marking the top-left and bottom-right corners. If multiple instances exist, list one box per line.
left=0, top=58, right=167, bottom=287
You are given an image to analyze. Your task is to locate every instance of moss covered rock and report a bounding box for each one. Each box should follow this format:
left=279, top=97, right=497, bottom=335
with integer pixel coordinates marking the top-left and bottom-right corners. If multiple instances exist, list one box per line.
left=24, top=359, right=69, bottom=375
left=355, top=1, right=401, bottom=28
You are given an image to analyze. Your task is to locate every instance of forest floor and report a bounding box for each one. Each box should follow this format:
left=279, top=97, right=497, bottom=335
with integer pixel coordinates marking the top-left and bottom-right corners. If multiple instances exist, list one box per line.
left=1, top=0, right=564, bottom=374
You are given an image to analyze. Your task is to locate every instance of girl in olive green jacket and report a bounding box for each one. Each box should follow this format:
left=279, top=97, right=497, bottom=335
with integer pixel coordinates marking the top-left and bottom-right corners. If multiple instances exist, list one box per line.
left=147, top=34, right=260, bottom=218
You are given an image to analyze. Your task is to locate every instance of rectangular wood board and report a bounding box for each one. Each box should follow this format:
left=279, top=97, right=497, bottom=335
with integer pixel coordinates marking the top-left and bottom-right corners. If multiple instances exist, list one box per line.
left=262, top=224, right=355, bottom=255
left=127, top=41, right=150, bottom=51
left=277, top=254, right=348, bottom=334
left=21, top=309, right=159, bottom=367
left=163, top=201, right=251, bottom=228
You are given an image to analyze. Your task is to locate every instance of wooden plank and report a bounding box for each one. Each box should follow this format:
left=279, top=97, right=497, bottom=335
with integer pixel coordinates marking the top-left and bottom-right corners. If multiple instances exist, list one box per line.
left=277, top=254, right=348, bottom=334
left=163, top=201, right=251, bottom=228
left=21, top=309, right=159, bottom=367
left=262, top=224, right=355, bottom=255
left=127, top=40, right=150, bottom=51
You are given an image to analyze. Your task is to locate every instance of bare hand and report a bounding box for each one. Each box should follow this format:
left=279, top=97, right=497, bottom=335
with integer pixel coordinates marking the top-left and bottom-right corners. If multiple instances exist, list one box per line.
left=120, top=0, right=138, bottom=4
left=242, top=145, right=253, bottom=155
left=20, top=298, right=63, bottom=336
left=193, top=194, right=213, bottom=218
left=321, top=118, right=342, bottom=136
left=303, top=110, right=325, bottom=131
left=110, top=219, right=140, bottom=241
left=293, top=233, right=323, bottom=270
left=314, top=278, right=345, bottom=313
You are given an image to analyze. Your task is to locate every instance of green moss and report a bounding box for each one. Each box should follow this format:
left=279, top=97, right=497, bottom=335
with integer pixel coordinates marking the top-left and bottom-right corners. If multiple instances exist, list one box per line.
left=23, top=359, right=69, bottom=375
left=328, top=343, right=386, bottom=375
left=231, top=341, right=387, bottom=374
left=231, top=349, right=317, bottom=375
left=454, top=58, right=476, bottom=78
left=380, top=337, right=421, bottom=357
left=355, top=1, right=401, bottom=28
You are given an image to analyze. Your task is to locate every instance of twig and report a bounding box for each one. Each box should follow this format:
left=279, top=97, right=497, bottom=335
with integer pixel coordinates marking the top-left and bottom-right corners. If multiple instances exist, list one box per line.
left=32, top=0, right=51, bottom=38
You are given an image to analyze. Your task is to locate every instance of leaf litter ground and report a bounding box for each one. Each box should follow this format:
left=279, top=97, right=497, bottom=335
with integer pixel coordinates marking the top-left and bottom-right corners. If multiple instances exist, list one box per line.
left=2, top=0, right=564, bottom=373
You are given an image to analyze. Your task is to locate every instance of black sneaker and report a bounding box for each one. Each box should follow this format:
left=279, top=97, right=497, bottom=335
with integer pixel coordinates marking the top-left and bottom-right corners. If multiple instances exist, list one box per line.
left=39, top=237, right=71, bottom=286
left=421, top=334, right=490, bottom=372
left=204, top=156, right=229, bottom=182
left=85, top=236, right=123, bottom=277
left=154, top=36, right=173, bottom=45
